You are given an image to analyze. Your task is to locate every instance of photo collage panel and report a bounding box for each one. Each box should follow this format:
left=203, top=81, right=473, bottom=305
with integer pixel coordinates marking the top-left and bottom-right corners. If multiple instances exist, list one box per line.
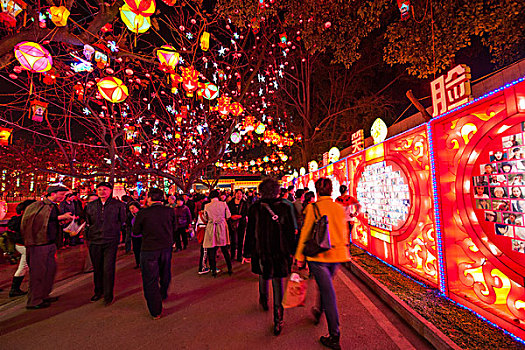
left=356, top=161, right=411, bottom=232
left=472, top=124, right=525, bottom=253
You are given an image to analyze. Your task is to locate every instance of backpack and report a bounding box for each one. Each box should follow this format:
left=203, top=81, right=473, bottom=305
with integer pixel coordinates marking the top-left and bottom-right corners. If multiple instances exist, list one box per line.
left=302, top=203, right=331, bottom=257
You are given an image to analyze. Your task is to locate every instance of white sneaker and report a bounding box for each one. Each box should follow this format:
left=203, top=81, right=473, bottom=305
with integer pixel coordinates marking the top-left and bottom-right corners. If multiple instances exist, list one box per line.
left=198, top=268, right=210, bottom=275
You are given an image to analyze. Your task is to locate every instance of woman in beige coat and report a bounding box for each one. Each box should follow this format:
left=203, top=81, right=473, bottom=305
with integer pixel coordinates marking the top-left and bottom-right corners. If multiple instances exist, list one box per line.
left=203, top=190, right=232, bottom=276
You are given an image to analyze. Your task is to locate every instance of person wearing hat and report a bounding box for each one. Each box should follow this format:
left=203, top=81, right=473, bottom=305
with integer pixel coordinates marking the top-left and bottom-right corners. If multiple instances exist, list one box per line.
left=84, top=181, right=127, bottom=306
left=21, top=183, right=76, bottom=309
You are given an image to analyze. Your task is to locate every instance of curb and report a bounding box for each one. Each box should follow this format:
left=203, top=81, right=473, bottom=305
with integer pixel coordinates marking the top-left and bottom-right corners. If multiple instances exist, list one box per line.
left=346, top=259, right=462, bottom=350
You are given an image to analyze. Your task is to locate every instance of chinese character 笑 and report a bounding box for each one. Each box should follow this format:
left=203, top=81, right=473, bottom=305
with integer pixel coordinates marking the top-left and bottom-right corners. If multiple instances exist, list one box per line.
left=351, top=129, right=364, bottom=154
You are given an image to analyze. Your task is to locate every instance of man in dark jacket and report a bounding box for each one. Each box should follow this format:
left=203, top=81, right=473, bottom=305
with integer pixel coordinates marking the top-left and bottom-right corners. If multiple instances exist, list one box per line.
left=21, top=184, right=75, bottom=309
left=173, top=196, right=192, bottom=252
left=244, top=178, right=297, bottom=336
left=133, top=188, right=176, bottom=319
left=84, top=181, right=126, bottom=306
left=227, top=189, right=248, bottom=261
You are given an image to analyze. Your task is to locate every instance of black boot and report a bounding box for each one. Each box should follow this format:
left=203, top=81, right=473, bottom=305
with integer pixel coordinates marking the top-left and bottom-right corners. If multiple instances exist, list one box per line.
left=9, top=276, right=27, bottom=297
left=320, top=335, right=341, bottom=350
left=273, top=305, right=284, bottom=336
left=259, top=293, right=269, bottom=311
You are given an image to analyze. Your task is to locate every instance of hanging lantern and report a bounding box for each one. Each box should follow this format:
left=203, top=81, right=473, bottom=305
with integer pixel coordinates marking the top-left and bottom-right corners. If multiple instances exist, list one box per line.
left=0, top=127, right=13, bottom=146
left=83, top=44, right=95, bottom=60
left=161, top=0, right=176, bottom=5
left=124, top=125, right=138, bottom=142
left=49, top=6, right=70, bottom=27
left=278, top=32, right=287, bottom=48
left=124, top=0, right=155, bottom=17
left=30, top=99, right=48, bottom=122
left=255, top=122, right=266, bottom=134
left=396, top=0, right=410, bottom=20
left=97, top=77, right=129, bottom=103
left=0, top=0, right=26, bottom=27
left=73, top=82, right=84, bottom=100
left=157, top=45, right=179, bottom=72
left=120, top=4, right=151, bottom=33
left=229, top=102, right=244, bottom=116
left=211, top=96, right=231, bottom=117
left=132, top=144, right=142, bottom=155
left=42, top=67, right=56, bottom=85
left=14, top=41, right=52, bottom=73
left=200, top=31, right=210, bottom=51
left=230, top=132, right=241, bottom=144
left=180, top=66, right=200, bottom=96
left=202, top=83, right=219, bottom=100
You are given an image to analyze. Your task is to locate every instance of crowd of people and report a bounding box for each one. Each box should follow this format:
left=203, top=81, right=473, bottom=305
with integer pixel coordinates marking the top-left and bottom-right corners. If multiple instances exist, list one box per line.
left=3, top=178, right=360, bottom=350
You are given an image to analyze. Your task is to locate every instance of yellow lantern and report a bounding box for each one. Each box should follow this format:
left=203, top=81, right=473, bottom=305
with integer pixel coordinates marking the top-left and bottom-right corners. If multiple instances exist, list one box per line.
left=97, top=77, right=129, bottom=103
left=49, top=6, right=70, bottom=27
left=157, top=45, right=179, bottom=72
left=0, top=127, right=13, bottom=146
left=200, top=31, right=210, bottom=51
left=120, top=4, right=150, bottom=33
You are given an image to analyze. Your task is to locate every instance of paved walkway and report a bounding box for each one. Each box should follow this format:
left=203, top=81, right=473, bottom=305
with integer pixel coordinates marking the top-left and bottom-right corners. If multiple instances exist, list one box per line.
left=0, top=241, right=433, bottom=350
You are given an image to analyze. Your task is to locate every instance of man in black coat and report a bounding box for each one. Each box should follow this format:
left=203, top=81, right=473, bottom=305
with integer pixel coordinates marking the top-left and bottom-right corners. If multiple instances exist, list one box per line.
left=133, top=188, right=176, bottom=319
left=84, top=181, right=126, bottom=306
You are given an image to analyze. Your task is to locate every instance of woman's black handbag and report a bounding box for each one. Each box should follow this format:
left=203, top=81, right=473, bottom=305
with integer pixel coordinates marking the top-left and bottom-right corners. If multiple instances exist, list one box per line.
left=302, top=203, right=331, bottom=257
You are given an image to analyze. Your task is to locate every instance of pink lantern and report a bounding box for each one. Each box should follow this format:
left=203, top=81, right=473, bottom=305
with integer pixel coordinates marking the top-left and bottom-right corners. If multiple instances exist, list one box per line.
left=14, top=41, right=53, bottom=73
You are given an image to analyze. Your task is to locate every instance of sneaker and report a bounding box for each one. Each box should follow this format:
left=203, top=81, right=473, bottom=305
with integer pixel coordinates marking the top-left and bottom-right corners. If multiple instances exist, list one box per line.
left=90, top=294, right=102, bottom=302
left=198, top=268, right=211, bottom=275
left=26, top=301, right=51, bottom=310
left=320, top=335, right=341, bottom=350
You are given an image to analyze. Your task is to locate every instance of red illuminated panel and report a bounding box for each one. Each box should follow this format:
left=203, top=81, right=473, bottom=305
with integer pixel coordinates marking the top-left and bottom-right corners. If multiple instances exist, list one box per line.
left=348, top=125, right=437, bottom=285
left=431, top=80, right=525, bottom=336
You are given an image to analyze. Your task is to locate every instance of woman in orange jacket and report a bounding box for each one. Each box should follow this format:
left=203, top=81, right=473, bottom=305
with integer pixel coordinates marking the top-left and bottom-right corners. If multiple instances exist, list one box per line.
left=295, top=178, right=350, bottom=350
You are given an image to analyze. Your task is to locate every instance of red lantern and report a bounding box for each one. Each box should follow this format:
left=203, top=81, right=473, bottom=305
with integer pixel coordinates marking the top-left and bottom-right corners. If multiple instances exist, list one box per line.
left=0, top=0, right=26, bottom=28
left=397, top=0, right=411, bottom=20
left=30, top=99, right=48, bottom=122
left=229, top=102, right=244, bottom=116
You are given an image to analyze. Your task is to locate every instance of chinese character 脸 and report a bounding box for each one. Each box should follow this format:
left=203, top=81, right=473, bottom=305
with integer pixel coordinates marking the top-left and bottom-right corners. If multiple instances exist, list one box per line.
left=431, top=64, right=472, bottom=117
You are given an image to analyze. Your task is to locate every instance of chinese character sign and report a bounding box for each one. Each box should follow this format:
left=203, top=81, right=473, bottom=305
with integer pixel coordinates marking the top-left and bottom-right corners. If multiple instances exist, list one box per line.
left=431, top=64, right=472, bottom=117
left=351, top=129, right=364, bottom=154
left=323, top=152, right=329, bottom=167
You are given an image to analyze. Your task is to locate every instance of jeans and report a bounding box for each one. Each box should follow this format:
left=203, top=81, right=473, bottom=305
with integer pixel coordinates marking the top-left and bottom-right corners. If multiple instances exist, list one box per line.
left=229, top=222, right=246, bottom=260
left=89, top=242, right=119, bottom=301
left=198, top=246, right=208, bottom=271
left=140, top=248, right=172, bottom=317
left=26, top=244, right=57, bottom=307
left=308, top=261, right=340, bottom=337
left=132, top=236, right=142, bottom=267
left=207, top=246, right=232, bottom=274
left=174, top=227, right=188, bottom=250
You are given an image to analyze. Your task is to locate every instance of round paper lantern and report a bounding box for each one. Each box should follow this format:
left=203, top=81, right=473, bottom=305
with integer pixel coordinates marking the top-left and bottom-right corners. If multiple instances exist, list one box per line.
left=255, top=122, right=266, bottom=134
left=230, top=132, right=241, bottom=144
left=120, top=4, right=151, bottom=33
left=97, top=77, right=129, bottom=103
left=203, top=83, right=219, bottom=100
left=157, top=45, right=179, bottom=71
left=124, top=0, right=156, bottom=17
left=14, top=42, right=53, bottom=73
left=229, top=102, right=244, bottom=116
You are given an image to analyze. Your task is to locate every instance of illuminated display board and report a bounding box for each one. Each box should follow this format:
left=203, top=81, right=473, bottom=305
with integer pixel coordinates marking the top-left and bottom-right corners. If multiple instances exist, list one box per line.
left=348, top=124, right=437, bottom=286
left=356, top=161, right=410, bottom=231
left=431, top=79, right=525, bottom=338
